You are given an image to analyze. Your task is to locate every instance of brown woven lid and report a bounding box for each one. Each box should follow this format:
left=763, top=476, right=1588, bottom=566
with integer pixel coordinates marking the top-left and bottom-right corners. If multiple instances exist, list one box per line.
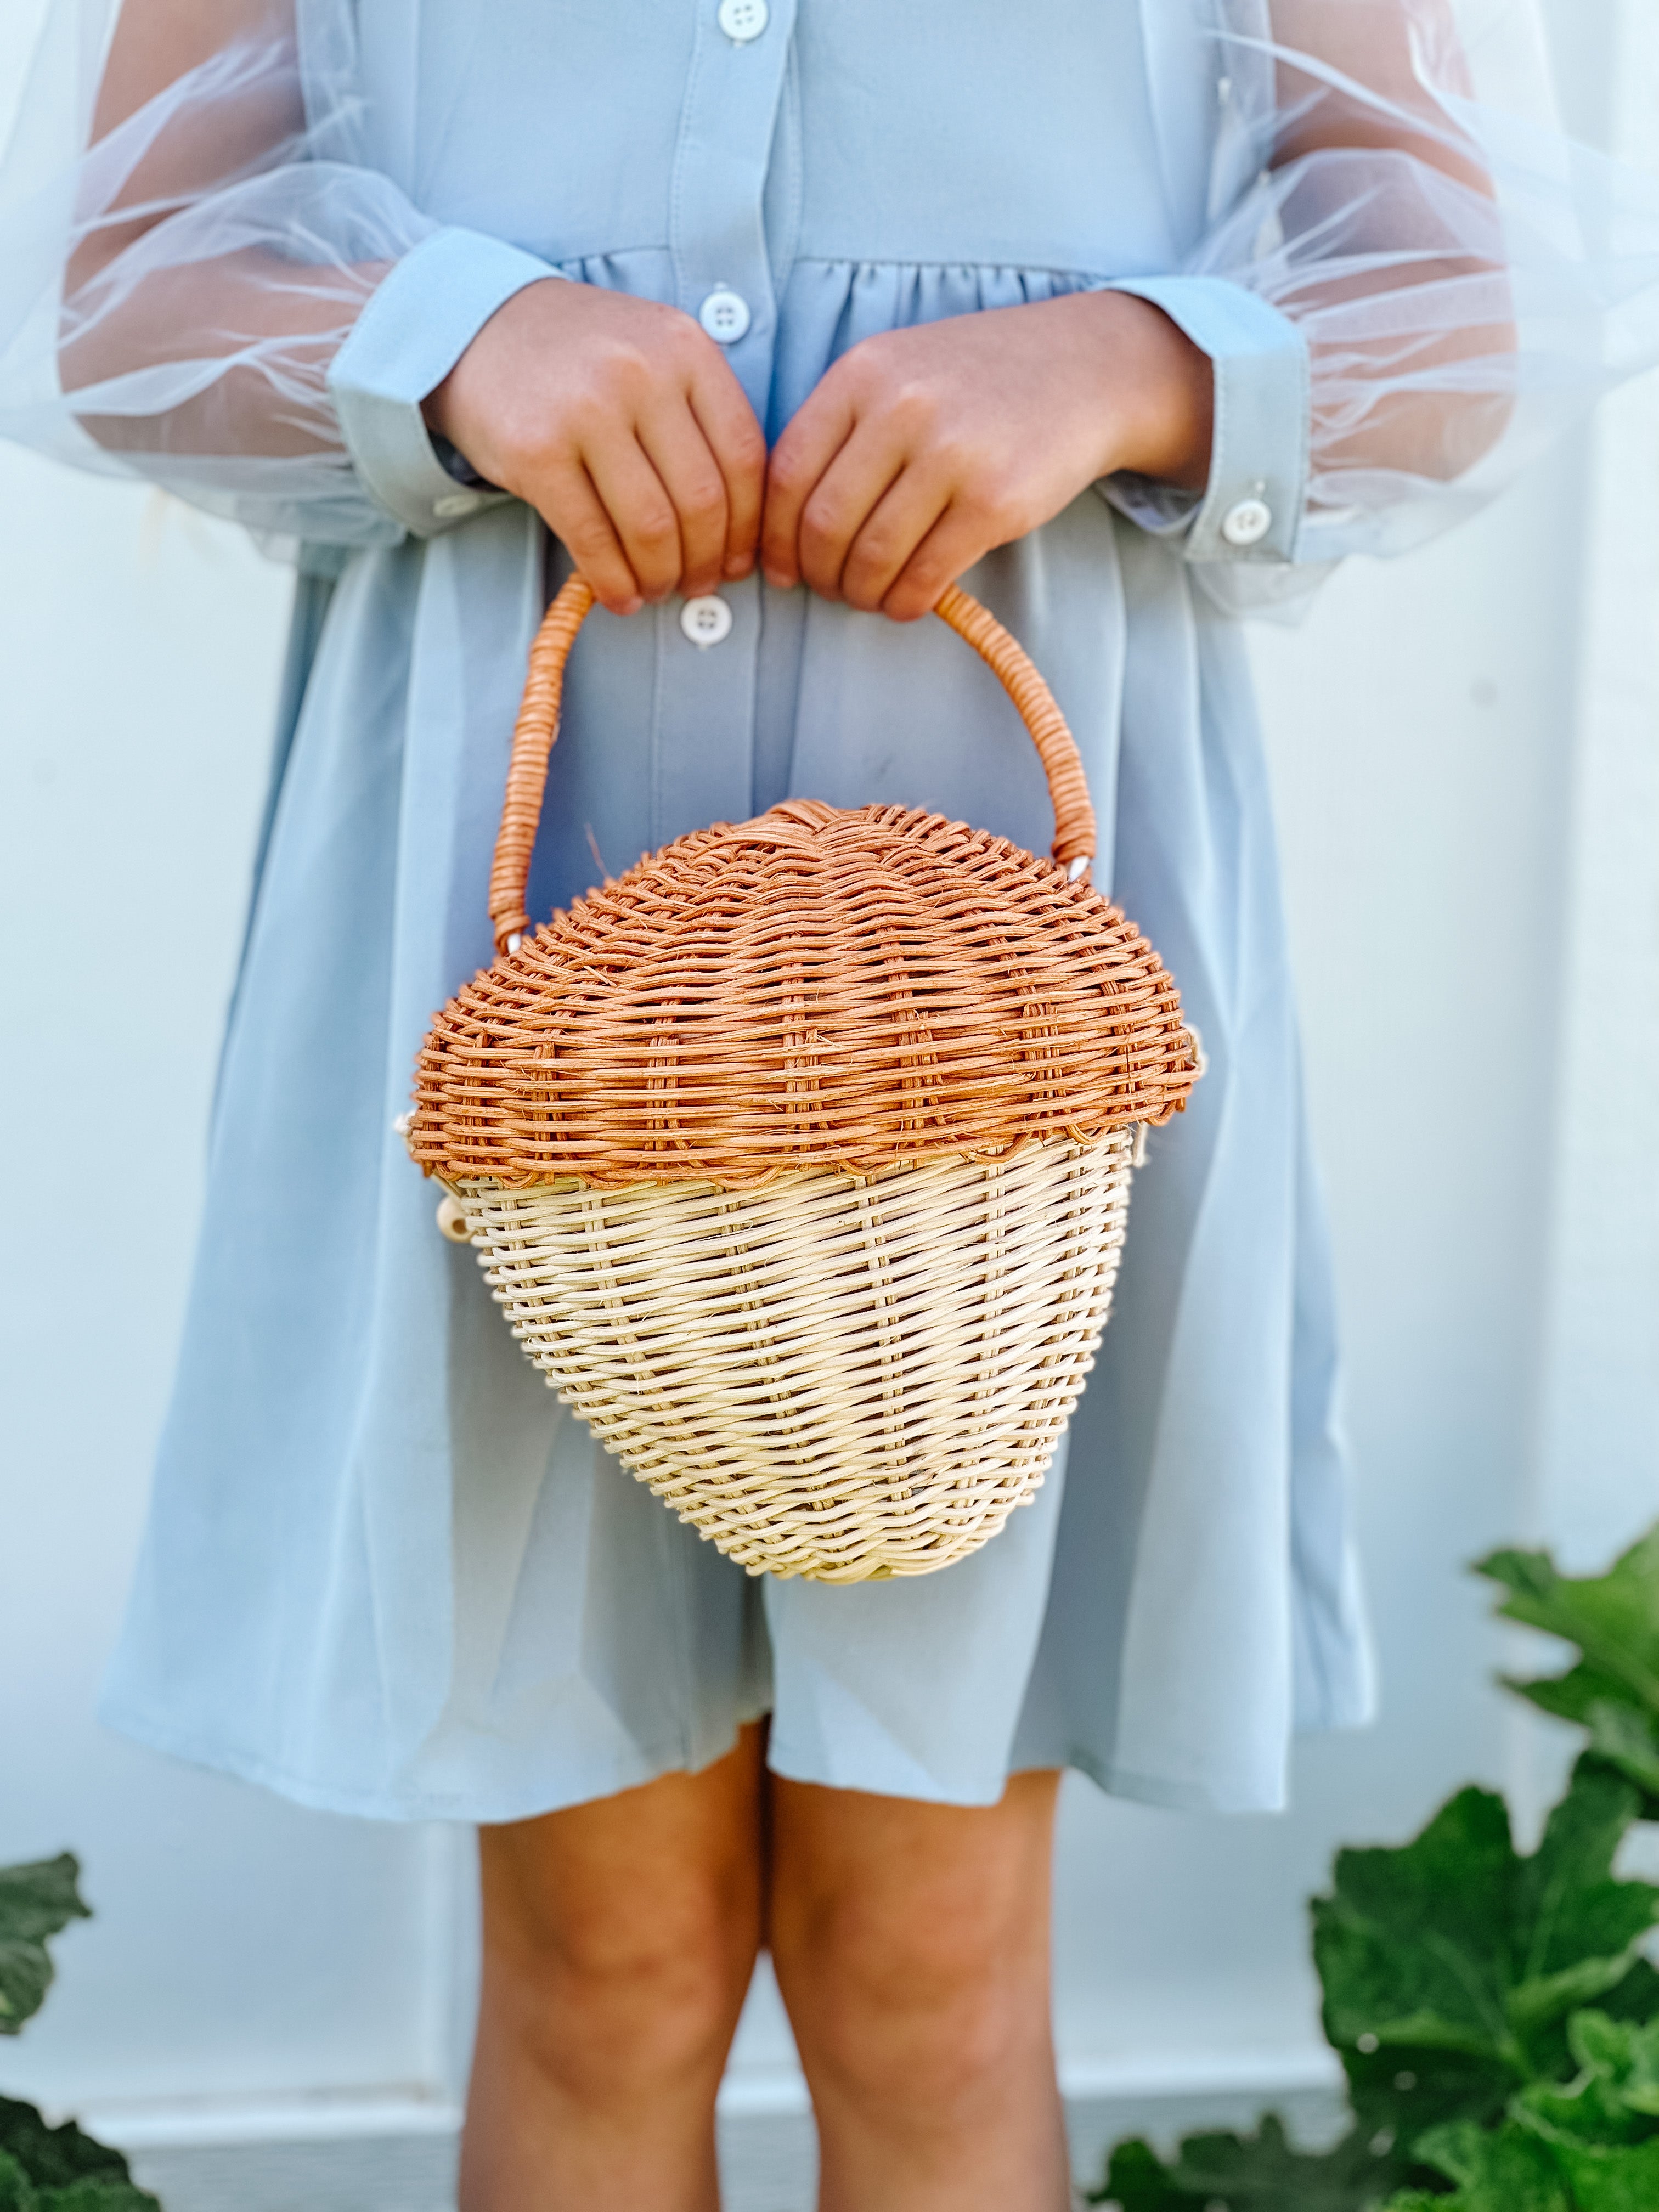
left=409, top=579, right=1200, bottom=1192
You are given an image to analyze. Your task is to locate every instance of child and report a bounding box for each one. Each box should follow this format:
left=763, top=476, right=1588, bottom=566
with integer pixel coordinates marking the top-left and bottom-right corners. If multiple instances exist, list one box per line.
left=3, top=3, right=1654, bottom=2204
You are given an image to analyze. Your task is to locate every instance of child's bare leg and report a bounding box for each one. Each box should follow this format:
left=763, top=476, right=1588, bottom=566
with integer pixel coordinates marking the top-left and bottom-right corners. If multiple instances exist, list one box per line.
left=460, top=1724, right=765, bottom=2212
left=769, top=1768, right=1071, bottom=2212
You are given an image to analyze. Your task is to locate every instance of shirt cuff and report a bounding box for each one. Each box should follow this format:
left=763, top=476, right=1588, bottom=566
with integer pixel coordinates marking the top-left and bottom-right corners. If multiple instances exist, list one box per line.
left=1096, top=275, right=1310, bottom=566
left=328, top=227, right=565, bottom=538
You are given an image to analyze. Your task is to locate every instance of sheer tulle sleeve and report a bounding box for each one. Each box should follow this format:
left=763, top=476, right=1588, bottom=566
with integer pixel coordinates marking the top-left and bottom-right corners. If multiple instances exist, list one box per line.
left=1111, top=0, right=1659, bottom=611
left=5, top=1, right=1656, bottom=583
left=0, top=0, right=556, bottom=554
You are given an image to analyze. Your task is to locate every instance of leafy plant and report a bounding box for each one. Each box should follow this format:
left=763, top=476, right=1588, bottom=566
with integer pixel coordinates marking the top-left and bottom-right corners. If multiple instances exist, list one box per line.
left=1318, top=1767, right=1659, bottom=2120
left=0, top=1860, right=160, bottom=2212
left=1089, top=1521, right=1659, bottom=2211
left=1389, top=2014, right=1659, bottom=2209
left=1480, top=1532, right=1659, bottom=1821
left=0, top=1863, right=87, bottom=2040
left=1099, top=2114, right=1408, bottom=2209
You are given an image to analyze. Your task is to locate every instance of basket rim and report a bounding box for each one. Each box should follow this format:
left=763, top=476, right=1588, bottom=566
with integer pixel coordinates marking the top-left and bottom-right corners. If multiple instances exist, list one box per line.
left=433, top=1121, right=1144, bottom=1200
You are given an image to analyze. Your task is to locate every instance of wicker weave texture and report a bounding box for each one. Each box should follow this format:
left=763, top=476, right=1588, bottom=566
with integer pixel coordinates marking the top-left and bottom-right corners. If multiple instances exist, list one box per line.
left=409, top=575, right=1197, bottom=1193
left=413, top=804, right=1195, bottom=1191
left=452, top=1132, right=1132, bottom=1580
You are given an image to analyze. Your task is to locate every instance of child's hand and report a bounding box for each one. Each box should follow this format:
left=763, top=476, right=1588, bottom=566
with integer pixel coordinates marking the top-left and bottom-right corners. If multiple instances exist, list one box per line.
left=760, top=291, right=1213, bottom=621
left=424, top=279, right=767, bottom=616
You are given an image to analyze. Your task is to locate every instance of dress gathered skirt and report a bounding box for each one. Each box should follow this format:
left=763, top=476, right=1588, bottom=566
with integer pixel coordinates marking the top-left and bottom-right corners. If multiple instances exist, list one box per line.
left=109, top=496, right=1370, bottom=1819
left=5, top=0, right=1654, bottom=1820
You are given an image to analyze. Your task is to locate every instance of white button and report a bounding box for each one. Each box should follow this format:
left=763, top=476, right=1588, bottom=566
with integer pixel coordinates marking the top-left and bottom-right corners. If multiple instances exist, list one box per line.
left=698, top=287, right=751, bottom=344
left=1221, top=496, right=1273, bottom=548
left=681, top=594, right=734, bottom=648
left=718, top=0, right=769, bottom=40
left=433, top=489, right=484, bottom=520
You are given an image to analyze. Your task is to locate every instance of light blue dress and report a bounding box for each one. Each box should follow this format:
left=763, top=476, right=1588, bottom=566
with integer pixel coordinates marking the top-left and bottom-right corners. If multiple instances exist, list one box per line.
left=7, top=0, right=1645, bottom=1820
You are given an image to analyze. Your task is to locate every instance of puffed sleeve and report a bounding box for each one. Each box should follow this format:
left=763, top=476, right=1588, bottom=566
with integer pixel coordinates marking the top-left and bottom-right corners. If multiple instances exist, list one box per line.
left=1105, top=0, right=1659, bottom=612
left=0, top=0, right=563, bottom=554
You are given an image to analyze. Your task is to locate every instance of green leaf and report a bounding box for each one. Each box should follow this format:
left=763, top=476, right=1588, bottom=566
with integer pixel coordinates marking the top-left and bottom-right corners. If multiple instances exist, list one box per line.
left=1588, top=1956, right=1659, bottom=2032
left=1152, top=2117, right=1409, bottom=2209
left=0, top=2104, right=130, bottom=2192
left=1316, top=1788, right=1522, bottom=2059
left=0, top=2152, right=36, bottom=2212
left=1313, top=1768, right=1658, bottom=2130
left=36, top=2186, right=161, bottom=2212
left=1504, top=1668, right=1615, bottom=1729
left=0, top=1861, right=89, bottom=2038
left=1545, top=2137, right=1659, bottom=2212
left=1478, top=1534, right=1659, bottom=1696
left=1338, top=2041, right=1514, bottom=2151
left=1412, top=2119, right=1492, bottom=2187
left=1385, top=2009, right=1659, bottom=2209
left=1090, top=2117, right=1411, bottom=2209
left=1515, top=2011, right=1659, bottom=2144
left=1580, top=2020, right=1659, bottom=2120
left=1479, top=1535, right=1659, bottom=1816
left=1584, top=1703, right=1659, bottom=1804
left=1509, top=1767, right=1659, bottom=2036
left=1506, top=1955, right=1659, bottom=2122
left=1512, top=2085, right=1659, bottom=2212
left=1520, top=2071, right=1649, bottom=2149
left=1091, top=2137, right=1187, bottom=2210
left=1410, top=2120, right=1573, bottom=2210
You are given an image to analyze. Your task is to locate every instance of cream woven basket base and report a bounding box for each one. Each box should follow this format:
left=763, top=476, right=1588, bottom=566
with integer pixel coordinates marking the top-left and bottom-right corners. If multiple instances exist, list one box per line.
left=451, top=1131, right=1134, bottom=1583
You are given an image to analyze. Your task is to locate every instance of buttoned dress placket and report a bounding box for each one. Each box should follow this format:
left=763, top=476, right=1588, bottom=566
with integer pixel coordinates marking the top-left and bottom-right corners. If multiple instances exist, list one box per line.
left=648, top=0, right=798, bottom=849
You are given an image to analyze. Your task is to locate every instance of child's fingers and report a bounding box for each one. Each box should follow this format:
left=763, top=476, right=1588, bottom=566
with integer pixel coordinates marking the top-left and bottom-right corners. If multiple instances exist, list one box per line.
left=791, top=415, right=912, bottom=601
left=581, top=432, right=687, bottom=604
left=881, top=501, right=988, bottom=623
left=537, top=461, right=644, bottom=616
left=686, top=360, right=767, bottom=580
left=761, top=378, right=861, bottom=589
left=836, top=460, right=954, bottom=613
left=637, top=396, right=731, bottom=601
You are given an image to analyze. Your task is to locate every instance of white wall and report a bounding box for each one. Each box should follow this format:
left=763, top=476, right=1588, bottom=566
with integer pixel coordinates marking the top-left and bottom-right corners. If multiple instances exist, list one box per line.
left=0, top=453, right=469, bottom=2113
left=3, top=0, right=1657, bottom=2175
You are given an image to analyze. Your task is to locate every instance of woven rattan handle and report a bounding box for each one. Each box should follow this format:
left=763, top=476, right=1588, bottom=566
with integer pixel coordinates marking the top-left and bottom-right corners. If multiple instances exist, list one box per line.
left=488, top=573, right=1098, bottom=953
left=930, top=584, right=1095, bottom=877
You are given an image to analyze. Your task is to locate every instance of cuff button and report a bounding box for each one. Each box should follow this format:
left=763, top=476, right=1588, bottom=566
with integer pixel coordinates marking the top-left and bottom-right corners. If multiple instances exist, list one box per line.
left=1221, top=496, right=1273, bottom=549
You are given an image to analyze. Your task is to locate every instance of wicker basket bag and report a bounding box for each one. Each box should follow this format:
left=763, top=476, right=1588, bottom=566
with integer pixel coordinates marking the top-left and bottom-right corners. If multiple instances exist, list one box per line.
left=407, top=573, right=1200, bottom=1582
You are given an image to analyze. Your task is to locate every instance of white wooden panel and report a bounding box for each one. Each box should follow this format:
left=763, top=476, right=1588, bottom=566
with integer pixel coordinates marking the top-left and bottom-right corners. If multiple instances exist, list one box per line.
left=1534, top=0, right=1659, bottom=1571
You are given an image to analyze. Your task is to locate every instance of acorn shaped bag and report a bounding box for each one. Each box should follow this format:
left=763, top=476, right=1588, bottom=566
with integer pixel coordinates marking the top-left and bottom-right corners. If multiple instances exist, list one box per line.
left=406, top=574, right=1200, bottom=1583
